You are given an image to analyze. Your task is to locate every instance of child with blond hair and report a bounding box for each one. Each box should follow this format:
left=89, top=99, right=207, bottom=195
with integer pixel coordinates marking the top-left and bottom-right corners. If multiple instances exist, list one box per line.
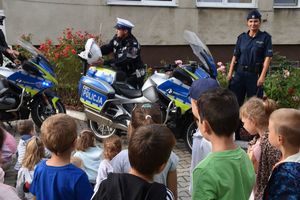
left=29, top=114, right=93, bottom=200
left=14, top=119, right=35, bottom=171
left=263, top=108, right=300, bottom=199
left=94, top=135, right=122, bottom=192
left=16, top=136, right=44, bottom=200
left=73, top=130, right=102, bottom=185
left=240, top=97, right=281, bottom=199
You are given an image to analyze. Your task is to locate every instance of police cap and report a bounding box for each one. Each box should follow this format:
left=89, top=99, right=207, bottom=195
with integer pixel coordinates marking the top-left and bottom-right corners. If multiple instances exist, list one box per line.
left=114, top=18, right=134, bottom=30
left=246, top=9, right=261, bottom=21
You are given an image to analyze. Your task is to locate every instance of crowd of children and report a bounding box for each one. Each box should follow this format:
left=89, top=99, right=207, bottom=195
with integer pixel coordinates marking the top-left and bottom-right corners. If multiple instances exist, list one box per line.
left=0, top=80, right=299, bottom=200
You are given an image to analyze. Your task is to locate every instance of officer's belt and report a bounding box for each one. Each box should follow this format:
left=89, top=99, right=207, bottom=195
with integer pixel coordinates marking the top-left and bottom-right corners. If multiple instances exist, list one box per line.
left=237, top=65, right=257, bottom=73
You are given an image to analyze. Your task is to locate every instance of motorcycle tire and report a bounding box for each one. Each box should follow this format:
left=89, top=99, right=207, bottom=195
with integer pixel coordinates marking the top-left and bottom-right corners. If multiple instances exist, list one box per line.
left=185, top=120, right=197, bottom=153
left=31, top=98, right=66, bottom=127
left=88, top=120, right=116, bottom=140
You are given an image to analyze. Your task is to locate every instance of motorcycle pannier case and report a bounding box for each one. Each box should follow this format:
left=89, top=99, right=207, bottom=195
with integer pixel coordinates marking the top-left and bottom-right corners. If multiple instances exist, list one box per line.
left=79, top=76, right=115, bottom=112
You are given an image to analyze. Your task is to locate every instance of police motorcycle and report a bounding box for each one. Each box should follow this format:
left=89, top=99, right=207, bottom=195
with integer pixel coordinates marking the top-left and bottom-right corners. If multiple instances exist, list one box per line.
left=0, top=40, right=66, bottom=127
left=78, top=30, right=217, bottom=152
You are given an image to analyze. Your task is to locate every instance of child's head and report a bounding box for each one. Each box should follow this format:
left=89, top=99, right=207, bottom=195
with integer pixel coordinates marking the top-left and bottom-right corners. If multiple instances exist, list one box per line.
left=70, top=156, right=84, bottom=169
left=41, top=113, right=77, bottom=155
left=197, top=88, right=239, bottom=139
left=129, top=103, right=162, bottom=137
left=240, top=97, right=277, bottom=135
left=189, top=78, right=219, bottom=120
left=128, top=124, right=175, bottom=177
left=103, top=135, right=122, bottom=160
left=76, top=130, right=95, bottom=151
left=22, top=136, right=45, bottom=170
left=17, top=119, right=35, bottom=135
left=268, top=108, right=300, bottom=150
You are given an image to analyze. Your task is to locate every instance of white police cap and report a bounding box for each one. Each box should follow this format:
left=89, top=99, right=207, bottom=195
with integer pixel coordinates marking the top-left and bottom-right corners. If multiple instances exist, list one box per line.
left=114, top=18, right=134, bottom=30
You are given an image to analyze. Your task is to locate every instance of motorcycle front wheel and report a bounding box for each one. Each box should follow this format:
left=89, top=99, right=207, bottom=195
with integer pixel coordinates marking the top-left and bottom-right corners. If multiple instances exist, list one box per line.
left=185, top=120, right=197, bottom=153
left=31, top=98, right=66, bottom=127
left=88, top=120, right=116, bottom=140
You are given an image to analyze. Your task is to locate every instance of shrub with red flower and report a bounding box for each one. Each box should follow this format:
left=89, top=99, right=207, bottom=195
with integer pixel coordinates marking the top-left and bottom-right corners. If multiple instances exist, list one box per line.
left=37, top=28, right=98, bottom=86
left=17, top=29, right=100, bottom=109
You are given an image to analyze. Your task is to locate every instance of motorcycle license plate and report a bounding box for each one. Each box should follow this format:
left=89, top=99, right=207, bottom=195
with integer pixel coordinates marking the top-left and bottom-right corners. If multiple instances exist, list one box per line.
left=80, top=85, right=107, bottom=111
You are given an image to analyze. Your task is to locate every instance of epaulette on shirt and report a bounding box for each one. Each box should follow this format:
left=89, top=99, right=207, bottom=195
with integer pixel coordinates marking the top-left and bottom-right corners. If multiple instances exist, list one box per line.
left=237, top=32, right=247, bottom=39
left=261, top=31, right=272, bottom=38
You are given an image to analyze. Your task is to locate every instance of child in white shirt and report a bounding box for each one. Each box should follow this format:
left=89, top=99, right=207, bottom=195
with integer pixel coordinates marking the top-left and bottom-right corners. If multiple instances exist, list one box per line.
left=94, top=135, right=122, bottom=192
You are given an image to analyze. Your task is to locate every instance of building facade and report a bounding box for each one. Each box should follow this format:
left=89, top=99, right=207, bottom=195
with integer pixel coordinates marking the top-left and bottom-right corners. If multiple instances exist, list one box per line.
left=2, top=0, right=300, bottom=65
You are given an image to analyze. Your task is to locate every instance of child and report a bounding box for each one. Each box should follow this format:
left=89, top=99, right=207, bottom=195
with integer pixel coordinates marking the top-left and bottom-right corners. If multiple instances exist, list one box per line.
left=0, top=122, right=17, bottom=170
left=16, top=136, right=45, bottom=200
left=70, top=156, right=84, bottom=169
left=29, top=114, right=93, bottom=200
left=0, top=123, right=20, bottom=200
left=14, top=119, right=35, bottom=171
left=263, top=108, right=300, bottom=199
left=189, top=78, right=219, bottom=193
left=92, top=124, right=175, bottom=200
left=94, top=135, right=122, bottom=192
left=111, top=103, right=179, bottom=199
left=192, top=88, right=255, bottom=200
left=73, top=130, right=102, bottom=185
left=240, top=97, right=281, bottom=199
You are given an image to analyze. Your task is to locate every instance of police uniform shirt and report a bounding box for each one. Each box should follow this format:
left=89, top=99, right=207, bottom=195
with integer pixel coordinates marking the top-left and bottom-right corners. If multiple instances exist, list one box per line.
left=233, top=30, right=273, bottom=69
left=100, top=34, right=143, bottom=75
left=0, top=29, right=14, bottom=65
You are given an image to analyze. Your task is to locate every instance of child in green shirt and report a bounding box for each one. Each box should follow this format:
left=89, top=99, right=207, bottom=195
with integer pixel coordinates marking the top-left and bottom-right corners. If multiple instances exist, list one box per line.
left=192, top=88, right=255, bottom=200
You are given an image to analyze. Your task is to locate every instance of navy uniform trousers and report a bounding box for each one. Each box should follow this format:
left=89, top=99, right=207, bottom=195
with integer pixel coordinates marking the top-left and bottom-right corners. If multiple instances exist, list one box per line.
left=229, top=69, right=263, bottom=107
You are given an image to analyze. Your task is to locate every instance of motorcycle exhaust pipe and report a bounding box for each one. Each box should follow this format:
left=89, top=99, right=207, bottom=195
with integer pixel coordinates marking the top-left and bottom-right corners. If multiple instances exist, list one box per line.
left=84, top=109, right=127, bottom=131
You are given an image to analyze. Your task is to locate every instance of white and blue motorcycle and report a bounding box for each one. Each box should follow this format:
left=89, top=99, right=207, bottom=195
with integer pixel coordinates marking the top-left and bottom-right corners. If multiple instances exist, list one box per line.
left=78, top=30, right=217, bottom=152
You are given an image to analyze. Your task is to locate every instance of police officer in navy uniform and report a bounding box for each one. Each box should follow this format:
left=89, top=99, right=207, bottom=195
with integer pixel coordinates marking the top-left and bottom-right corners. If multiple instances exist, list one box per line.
left=0, top=16, right=19, bottom=66
left=101, top=18, right=145, bottom=89
left=227, top=9, right=273, bottom=107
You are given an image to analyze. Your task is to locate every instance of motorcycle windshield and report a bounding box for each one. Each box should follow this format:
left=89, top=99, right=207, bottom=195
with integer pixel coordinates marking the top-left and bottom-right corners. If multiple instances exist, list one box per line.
left=18, top=39, right=56, bottom=79
left=18, top=39, right=42, bottom=57
left=183, top=30, right=218, bottom=78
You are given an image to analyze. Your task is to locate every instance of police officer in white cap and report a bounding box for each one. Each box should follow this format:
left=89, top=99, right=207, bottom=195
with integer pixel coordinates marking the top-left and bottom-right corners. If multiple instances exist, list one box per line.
left=101, top=18, right=145, bottom=89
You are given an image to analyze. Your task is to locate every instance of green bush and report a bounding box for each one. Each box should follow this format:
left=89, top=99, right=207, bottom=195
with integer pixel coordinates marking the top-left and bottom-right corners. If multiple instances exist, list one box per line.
left=264, top=66, right=300, bottom=109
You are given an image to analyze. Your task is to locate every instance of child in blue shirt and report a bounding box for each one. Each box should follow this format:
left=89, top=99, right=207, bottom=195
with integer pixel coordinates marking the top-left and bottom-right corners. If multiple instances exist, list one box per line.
left=30, top=114, right=93, bottom=200
left=264, top=109, right=300, bottom=199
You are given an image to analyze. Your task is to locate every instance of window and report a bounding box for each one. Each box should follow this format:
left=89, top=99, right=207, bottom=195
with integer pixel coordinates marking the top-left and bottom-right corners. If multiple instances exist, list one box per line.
left=274, top=0, right=298, bottom=7
left=196, top=0, right=256, bottom=8
left=107, top=0, right=177, bottom=7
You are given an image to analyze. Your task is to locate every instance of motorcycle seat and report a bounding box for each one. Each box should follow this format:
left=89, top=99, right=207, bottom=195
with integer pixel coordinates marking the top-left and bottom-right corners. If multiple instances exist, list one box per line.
left=113, top=83, right=142, bottom=98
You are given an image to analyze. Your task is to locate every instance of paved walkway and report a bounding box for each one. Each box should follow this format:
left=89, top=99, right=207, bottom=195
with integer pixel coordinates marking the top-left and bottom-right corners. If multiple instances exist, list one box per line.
left=3, top=110, right=247, bottom=200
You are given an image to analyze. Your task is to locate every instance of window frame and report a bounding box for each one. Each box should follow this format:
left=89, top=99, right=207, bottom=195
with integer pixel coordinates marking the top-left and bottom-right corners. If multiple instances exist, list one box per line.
left=196, top=0, right=257, bottom=8
left=107, top=0, right=178, bottom=7
left=274, top=0, right=300, bottom=8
